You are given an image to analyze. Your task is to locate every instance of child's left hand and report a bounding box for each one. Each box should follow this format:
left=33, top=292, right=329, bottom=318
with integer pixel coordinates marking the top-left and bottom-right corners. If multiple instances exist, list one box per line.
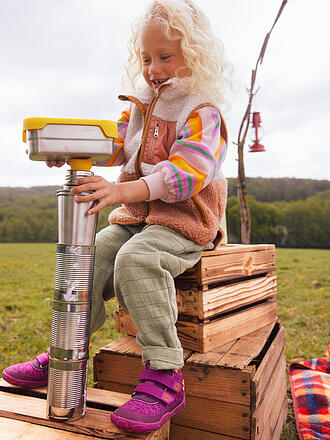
left=71, top=175, right=149, bottom=215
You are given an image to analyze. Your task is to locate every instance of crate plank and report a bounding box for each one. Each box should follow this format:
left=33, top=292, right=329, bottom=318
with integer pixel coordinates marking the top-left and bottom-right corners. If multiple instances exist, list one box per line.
left=170, top=424, right=241, bottom=440
left=176, top=244, right=276, bottom=286
left=177, top=300, right=277, bottom=352
left=176, top=274, right=277, bottom=319
left=261, top=397, right=288, bottom=440
left=117, top=300, right=277, bottom=353
left=100, top=335, right=141, bottom=355
left=96, top=381, right=135, bottom=396
left=172, top=395, right=250, bottom=439
left=0, top=379, right=130, bottom=409
left=251, top=323, right=285, bottom=410
left=0, top=386, right=169, bottom=440
left=186, top=340, right=236, bottom=366
left=116, top=310, right=138, bottom=339
left=182, top=363, right=253, bottom=406
left=251, top=352, right=287, bottom=440
left=216, top=322, right=275, bottom=369
left=0, top=416, right=101, bottom=440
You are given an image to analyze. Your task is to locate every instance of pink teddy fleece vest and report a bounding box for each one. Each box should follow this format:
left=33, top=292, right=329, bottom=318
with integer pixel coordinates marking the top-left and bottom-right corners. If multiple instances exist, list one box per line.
left=109, top=81, right=228, bottom=246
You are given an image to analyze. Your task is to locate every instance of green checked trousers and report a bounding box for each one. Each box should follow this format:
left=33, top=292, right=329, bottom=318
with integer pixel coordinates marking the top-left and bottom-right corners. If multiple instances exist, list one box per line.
left=89, top=223, right=212, bottom=370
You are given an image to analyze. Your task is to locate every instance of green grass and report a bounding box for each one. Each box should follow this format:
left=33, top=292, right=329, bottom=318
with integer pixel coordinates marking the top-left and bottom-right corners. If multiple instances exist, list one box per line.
left=275, top=248, right=330, bottom=439
left=0, top=243, right=119, bottom=389
left=0, top=244, right=329, bottom=439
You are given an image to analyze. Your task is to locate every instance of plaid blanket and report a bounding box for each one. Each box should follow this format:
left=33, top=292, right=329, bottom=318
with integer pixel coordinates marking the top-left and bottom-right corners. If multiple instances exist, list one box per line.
left=289, top=345, right=330, bottom=440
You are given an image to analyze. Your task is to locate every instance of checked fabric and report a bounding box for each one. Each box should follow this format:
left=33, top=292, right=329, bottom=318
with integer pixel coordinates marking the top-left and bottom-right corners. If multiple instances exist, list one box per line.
left=289, top=345, right=330, bottom=440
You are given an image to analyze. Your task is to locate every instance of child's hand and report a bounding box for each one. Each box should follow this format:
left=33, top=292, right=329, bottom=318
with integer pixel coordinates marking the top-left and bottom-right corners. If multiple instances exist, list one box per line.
left=46, top=160, right=65, bottom=168
left=71, top=175, right=149, bottom=215
left=25, top=148, right=65, bottom=167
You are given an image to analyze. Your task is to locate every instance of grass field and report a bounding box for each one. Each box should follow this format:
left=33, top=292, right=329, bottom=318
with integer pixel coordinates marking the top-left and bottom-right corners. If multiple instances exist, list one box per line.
left=0, top=243, right=329, bottom=439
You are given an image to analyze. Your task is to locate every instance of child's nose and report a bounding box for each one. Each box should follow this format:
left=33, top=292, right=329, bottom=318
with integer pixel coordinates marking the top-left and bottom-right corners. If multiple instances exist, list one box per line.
left=149, top=60, right=162, bottom=75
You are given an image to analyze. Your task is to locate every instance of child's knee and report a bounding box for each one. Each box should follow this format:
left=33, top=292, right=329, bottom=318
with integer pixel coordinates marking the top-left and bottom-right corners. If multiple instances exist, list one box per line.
left=115, top=239, right=155, bottom=271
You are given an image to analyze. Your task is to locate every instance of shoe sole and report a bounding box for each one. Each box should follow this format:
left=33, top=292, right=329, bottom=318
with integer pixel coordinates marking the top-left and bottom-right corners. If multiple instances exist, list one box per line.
left=110, top=396, right=186, bottom=433
left=2, top=371, right=48, bottom=389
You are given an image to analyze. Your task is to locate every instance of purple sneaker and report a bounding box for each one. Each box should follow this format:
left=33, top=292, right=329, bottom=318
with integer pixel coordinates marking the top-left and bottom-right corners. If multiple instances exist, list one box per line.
left=111, top=364, right=185, bottom=433
left=2, top=349, right=49, bottom=388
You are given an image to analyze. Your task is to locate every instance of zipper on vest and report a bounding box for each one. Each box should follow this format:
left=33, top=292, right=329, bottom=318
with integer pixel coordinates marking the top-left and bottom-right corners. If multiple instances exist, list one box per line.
left=135, top=84, right=169, bottom=177
left=154, top=121, right=159, bottom=138
left=147, top=121, right=159, bottom=161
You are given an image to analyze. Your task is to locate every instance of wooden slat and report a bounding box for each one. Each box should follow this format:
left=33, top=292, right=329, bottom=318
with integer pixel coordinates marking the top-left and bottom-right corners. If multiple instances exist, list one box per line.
left=261, top=397, right=288, bottom=440
left=0, top=416, right=102, bottom=440
left=187, top=340, right=236, bottom=366
left=181, top=363, right=253, bottom=406
left=99, top=335, right=142, bottom=356
left=251, top=324, right=285, bottom=410
left=216, top=322, right=276, bottom=369
left=176, top=244, right=276, bottom=285
left=201, top=244, right=275, bottom=256
left=177, top=300, right=277, bottom=352
left=116, top=310, right=138, bottom=338
left=172, top=394, right=250, bottom=439
left=0, top=379, right=130, bottom=409
left=170, top=423, right=242, bottom=440
left=96, top=381, right=135, bottom=396
left=0, top=387, right=169, bottom=440
left=251, top=352, right=287, bottom=440
left=176, top=274, right=277, bottom=319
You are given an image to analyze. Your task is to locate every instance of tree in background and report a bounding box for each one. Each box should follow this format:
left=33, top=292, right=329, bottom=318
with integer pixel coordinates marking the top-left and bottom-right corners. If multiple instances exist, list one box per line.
left=236, top=0, right=287, bottom=244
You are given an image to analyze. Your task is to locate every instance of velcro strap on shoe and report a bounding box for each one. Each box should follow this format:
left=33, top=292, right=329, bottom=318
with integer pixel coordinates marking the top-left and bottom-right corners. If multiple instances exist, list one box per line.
left=140, top=369, right=183, bottom=392
left=134, top=382, right=175, bottom=405
left=35, top=353, right=49, bottom=367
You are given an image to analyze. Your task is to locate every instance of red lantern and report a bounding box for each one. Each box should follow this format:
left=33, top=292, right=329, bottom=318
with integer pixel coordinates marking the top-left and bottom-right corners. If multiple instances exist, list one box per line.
left=249, top=112, right=265, bottom=152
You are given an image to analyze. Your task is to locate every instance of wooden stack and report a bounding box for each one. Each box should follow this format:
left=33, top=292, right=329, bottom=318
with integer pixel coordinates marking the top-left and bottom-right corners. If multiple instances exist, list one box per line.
left=94, top=322, right=287, bottom=439
left=0, top=379, right=170, bottom=440
left=116, top=244, right=278, bottom=352
left=94, top=244, right=288, bottom=439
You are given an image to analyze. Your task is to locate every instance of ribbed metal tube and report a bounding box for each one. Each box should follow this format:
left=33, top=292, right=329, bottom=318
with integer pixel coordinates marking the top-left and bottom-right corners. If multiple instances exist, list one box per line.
left=50, top=303, right=90, bottom=351
left=47, top=170, right=98, bottom=421
left=54, top=246, right=94, bottom=292
left=47, top=359, right=88, bottom=420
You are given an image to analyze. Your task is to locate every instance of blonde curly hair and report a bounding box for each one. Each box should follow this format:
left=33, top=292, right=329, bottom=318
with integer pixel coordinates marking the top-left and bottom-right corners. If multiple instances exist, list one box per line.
left=122, top=0, right=233, bottom=110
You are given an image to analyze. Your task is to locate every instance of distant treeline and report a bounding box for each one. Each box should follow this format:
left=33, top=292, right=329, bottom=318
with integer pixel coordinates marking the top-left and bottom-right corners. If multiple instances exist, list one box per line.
left=0, top=178, right=329, bottom=248
left=227, top=177, right=330, bottom=202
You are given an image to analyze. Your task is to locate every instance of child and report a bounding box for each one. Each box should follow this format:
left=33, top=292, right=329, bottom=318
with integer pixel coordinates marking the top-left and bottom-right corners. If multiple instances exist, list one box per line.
left=2, top=0, right=231, bottom=432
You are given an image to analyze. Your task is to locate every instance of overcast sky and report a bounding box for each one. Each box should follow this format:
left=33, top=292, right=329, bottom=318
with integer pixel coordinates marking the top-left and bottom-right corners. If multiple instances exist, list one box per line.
left=1, top=0, right=329, bottom=187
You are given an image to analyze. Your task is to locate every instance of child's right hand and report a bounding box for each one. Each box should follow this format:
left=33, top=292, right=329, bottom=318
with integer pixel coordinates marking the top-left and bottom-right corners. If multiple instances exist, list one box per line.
left=25, top=147, right=65, bottom=168
left=46, top=160, right=65, bottom=168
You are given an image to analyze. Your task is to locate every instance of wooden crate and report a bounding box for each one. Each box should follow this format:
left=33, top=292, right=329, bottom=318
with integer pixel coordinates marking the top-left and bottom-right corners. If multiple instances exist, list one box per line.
left=94, top=321, right=287, bottom=440
left=0, top=380, right=170, bottom=440
left=115, top=244, right=278, bottom=353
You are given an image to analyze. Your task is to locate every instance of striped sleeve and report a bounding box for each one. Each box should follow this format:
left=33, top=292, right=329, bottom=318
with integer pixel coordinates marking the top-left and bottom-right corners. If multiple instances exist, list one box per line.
left=149, top=106, right=227, bottom=202
left=92, top=109, right=131, bottom=167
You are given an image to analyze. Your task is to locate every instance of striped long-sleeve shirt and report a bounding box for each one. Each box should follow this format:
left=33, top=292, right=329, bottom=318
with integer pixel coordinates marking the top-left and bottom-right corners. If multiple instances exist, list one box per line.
left=97, top=105, right=227, bottom=203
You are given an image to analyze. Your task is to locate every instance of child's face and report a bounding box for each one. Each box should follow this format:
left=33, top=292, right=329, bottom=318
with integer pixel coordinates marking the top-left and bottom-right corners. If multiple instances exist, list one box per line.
left=140, top=23, right=190, bottom=89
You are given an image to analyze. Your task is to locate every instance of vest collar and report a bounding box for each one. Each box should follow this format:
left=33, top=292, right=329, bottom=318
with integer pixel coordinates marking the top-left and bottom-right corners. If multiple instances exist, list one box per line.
left=136, top=78, right=191, bottom=104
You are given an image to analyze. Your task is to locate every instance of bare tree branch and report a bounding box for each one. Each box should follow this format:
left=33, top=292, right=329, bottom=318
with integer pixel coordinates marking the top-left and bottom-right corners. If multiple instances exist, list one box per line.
left=236, top=0, right=288, bottom=244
